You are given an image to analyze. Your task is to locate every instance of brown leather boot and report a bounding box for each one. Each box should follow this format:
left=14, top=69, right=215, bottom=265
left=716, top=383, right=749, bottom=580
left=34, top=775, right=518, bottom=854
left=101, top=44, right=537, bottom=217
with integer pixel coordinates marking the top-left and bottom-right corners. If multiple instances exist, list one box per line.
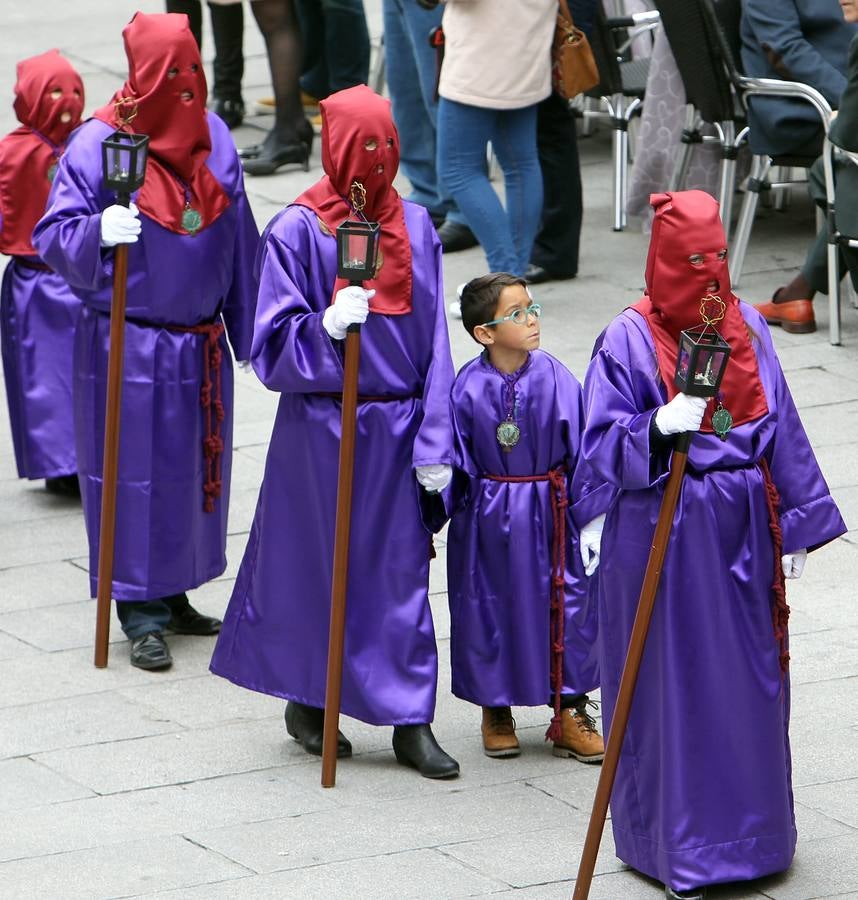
left=552, top=705, right=605, bottom=763
left=481, top=706, right=520, bottom=758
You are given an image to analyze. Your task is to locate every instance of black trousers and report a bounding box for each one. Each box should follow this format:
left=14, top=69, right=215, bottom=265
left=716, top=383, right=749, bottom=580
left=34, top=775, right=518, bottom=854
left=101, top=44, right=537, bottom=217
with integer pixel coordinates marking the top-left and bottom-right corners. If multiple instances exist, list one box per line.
left=531, top=92, right=583, bottom=278
left=166, top=0, right=244, bottom=101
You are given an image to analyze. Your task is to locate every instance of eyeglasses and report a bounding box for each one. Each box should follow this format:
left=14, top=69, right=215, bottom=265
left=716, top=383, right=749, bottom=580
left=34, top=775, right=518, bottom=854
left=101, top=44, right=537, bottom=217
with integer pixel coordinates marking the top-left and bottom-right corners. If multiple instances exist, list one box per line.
left=481, top=303, right=542, bottom=328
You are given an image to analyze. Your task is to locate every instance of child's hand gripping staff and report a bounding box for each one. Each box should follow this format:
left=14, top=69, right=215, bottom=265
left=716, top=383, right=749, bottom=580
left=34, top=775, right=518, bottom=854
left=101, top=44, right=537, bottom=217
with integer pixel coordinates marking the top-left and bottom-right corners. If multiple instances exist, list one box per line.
left=575, top=382, right=721, bottom=898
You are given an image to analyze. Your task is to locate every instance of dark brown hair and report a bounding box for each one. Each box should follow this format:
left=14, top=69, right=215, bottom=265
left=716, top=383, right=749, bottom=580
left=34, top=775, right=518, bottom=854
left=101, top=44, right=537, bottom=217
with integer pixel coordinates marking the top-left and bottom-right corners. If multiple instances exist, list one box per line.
left=460, top=272, right=528, bottom=341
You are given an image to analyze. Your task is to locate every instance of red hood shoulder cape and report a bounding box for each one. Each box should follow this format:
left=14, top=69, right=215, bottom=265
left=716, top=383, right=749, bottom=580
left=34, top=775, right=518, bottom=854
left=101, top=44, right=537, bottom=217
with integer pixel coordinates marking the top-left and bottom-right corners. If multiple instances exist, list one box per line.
left=294, top=84, right=413, bottom=316
left=0, top=49, right=83, bottom=256
left=93, top=12, right=229, bottom=236
left=631, top=190, right=768, bottom=432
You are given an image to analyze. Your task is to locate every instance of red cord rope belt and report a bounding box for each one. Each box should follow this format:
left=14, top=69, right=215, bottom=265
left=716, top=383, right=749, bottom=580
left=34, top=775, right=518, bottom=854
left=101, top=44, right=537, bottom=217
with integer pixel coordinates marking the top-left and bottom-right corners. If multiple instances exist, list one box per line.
left=482, top=466, right=568, bottom=742
left=759, top=457, right=790, bottom=674
left=162, top=320, right=226, bottom=513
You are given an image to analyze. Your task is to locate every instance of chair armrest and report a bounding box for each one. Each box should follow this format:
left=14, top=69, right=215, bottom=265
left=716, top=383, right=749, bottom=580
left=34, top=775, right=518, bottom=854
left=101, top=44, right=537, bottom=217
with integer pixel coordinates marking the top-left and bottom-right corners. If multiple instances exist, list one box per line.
left=737, top=76, right=833, bottom=134
left=605, top=11, right=660, bottom=29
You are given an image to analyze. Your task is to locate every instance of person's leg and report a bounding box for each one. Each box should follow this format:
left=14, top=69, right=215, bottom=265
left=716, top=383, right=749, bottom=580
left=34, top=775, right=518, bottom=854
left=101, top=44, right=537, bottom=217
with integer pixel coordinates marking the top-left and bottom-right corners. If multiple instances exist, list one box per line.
left=167, top=0, right=203, bottom=47
left=246, top=0, right=311, bottom=173
left=399, top=1, right=467, bottom=227
left=491, top=104, right=543, bottom=277
left=296, top=0, right=329, bottom=99
left=530, top=92, right=581, bottom=279
left=438, top=99, right=518, bottom=272
left=383, top=0, right=443, bottom=216
left=208, top=2, right=244, bottom=102
left=320, top=0, right=370, bottom=93
left=117, top=600, right=172, bottom=639
left=117, top=600, right=173, bottom=670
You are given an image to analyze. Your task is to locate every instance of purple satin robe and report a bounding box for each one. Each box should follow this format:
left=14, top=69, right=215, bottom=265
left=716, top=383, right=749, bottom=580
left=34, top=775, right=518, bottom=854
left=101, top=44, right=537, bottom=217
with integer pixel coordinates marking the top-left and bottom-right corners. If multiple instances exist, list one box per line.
left=1, top=256, right=78, bottom=479
left=210, top=201, right=455, bottom=726
left=32, top=115, right=258, bottom=601
left=582, top=304, right=847, bottom=892
left=447, top=350, right=609, bottom=707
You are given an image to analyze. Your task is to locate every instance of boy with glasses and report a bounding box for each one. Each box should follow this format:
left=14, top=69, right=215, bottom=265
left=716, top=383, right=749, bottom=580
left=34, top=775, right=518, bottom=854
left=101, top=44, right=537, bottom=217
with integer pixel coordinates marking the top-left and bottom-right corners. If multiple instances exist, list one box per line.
left=447, top=272, right=609, bottom=761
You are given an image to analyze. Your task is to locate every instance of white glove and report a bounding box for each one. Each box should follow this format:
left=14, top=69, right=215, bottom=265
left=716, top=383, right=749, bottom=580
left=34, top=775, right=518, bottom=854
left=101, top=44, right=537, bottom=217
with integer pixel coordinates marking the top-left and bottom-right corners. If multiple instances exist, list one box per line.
left=100, top=202, right=141, bottom=247
left=322, top=286, right=374, bottom=340
left=416, top=464, right=452, bottom=493
left=579, top=514, right=605, bottom=577
left=654, top=393, right=708, bottom=436
left=782, top=549, right=807, bottom=579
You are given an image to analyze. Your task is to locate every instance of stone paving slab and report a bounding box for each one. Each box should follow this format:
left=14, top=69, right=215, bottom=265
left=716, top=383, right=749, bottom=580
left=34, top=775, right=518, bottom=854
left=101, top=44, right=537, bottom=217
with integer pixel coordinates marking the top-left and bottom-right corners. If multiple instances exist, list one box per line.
left=0, top=689, right=181, bottom=759
left=0, top=757, right=94, bottom=813
left=140, top=848, right=506, bottom=899
left=0, top=835, right=250, bottom=900
left=0, top=768, right=336, bottom=864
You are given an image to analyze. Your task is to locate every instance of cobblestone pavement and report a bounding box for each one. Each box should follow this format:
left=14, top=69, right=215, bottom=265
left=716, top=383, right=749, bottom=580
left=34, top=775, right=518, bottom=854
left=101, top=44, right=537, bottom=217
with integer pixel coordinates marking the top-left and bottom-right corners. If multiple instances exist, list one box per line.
left=1, top=2, right=857, bottom=898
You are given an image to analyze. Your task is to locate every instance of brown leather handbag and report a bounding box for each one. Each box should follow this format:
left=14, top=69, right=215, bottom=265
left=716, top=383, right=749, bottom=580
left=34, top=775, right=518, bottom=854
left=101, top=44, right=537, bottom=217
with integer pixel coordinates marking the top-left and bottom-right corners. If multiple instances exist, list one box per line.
left=552, top=0, right=600, bottom=99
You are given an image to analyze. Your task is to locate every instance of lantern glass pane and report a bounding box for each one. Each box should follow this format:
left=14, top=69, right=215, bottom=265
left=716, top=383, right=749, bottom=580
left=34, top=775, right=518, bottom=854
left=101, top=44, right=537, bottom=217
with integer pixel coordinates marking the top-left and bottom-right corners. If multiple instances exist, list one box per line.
left=134, top=146, right=147, bottom=179
left=692, top=348, right=721, bottom=389
left=110, top=145, right=130, bottom=183
left=677, top=336, right=693, bottom=388
left=342, top=232, right=370, bottom=271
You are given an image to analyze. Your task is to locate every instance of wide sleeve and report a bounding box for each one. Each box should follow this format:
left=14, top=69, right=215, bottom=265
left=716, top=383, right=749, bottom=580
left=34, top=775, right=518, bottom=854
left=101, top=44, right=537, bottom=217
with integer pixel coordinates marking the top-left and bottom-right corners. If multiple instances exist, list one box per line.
left=249, top=214, right=345, bottom=394
left=559, top=372, right=615, bottom=530
left=581, top=321, right=669, bottom=492
left=221, top=185, right=259, bottom=362
left=759, top=332, right=847, bottom=554
left=411, top=233, right=455, bottom=469
left=742, top=0, right=847, bottom=107
left=32, top=128, right=114, bottom=293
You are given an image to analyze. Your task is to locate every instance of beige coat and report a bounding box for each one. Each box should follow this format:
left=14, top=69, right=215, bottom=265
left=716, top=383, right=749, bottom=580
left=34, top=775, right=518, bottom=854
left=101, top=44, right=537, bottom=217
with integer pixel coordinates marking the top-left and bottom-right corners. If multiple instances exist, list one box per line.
left=439, top=0, right=557, bottom=110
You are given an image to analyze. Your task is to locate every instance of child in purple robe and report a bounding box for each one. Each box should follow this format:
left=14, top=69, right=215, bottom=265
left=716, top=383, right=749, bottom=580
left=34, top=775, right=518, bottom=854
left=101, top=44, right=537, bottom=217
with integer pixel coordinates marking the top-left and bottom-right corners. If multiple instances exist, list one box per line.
left=447, top=272, right=609, bottom=762
left=33, top=13, right=259, bottom=672
left=0, top=50, right=84, bottom=495
left=581, top=191, right=847, bottom=899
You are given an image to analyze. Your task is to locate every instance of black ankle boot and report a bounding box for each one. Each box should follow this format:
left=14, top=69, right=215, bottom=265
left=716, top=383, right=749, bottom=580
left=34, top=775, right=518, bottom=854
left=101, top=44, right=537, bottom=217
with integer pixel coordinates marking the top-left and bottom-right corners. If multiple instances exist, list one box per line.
left=45, top=474, right=81, bottom=497
left=392, top=725, right=459, bottom=779
left=284, top=701, right=352, bottom=758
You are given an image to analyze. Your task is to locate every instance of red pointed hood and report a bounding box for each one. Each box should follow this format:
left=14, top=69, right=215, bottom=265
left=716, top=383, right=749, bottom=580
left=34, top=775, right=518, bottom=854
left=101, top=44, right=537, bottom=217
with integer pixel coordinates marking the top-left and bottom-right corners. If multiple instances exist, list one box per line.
left=0, top=50, right=84, bottom=256
left=93, top=12, right=229, bottom=235
left=295, top=85, right=412, bottom=315
left=633, top=191, right=768, bottom=430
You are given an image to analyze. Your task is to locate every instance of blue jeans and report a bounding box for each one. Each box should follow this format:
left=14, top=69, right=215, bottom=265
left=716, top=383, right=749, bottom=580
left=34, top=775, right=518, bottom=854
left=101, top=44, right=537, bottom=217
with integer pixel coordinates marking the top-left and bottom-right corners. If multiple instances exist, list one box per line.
left=296, top=0, right=370, bottom=98
left=382, top=0, right=464, bottom=224
left=437, top=99, right=542, bottom=274
left=116, top=594, right=186, bottom=639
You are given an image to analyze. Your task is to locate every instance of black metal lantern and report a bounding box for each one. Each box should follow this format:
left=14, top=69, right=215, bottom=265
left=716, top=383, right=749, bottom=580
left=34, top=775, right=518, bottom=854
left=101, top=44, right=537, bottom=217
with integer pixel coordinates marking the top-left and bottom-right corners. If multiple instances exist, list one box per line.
left=336, top=219, right=380, bottom=285
left=101, top=130, right=149, bottom=201
left=673, top=296, right=732, bottom=399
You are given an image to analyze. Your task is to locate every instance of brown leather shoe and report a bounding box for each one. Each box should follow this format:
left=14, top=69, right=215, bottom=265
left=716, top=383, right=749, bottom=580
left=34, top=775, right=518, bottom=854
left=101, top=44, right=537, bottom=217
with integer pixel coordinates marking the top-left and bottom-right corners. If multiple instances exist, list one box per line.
left=754, top=298, right=816, bottom=334
left=552, top=706, right=605, bottom=763
left=481, top=706, right=521, bottom=758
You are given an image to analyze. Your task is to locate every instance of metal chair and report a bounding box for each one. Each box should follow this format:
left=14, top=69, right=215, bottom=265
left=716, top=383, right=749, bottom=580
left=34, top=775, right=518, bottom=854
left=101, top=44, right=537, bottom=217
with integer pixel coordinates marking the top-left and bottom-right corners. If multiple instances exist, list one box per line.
left=654, top=0, right=748, bottom=239
left=695, top=0, right=833, bottom=293
left=821, top=139, right=858, bottom=344
left=585, top=8, right=659, bottom=230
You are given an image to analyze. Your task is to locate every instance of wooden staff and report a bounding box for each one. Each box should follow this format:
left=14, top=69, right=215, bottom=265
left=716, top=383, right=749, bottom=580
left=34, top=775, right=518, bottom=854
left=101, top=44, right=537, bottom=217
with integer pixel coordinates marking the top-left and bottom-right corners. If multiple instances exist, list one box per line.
left=572, top=431, right=691, bottom=898
left=93, top=215, right=131, bottom=669
left=321, top=321, right=361, bottom=788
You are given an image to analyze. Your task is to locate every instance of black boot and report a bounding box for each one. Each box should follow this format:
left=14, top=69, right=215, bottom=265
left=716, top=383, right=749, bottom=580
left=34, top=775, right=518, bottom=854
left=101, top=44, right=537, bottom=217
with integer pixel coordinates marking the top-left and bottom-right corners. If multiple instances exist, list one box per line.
left=392, top=725, right=459, bottom=779
left=164, top=593, right=222, bottom=635
left=45, top=474, right=81, bottom=497
left=665, top=887, right=707, bottom=899
left=284, top=701, right=352, bottom=758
